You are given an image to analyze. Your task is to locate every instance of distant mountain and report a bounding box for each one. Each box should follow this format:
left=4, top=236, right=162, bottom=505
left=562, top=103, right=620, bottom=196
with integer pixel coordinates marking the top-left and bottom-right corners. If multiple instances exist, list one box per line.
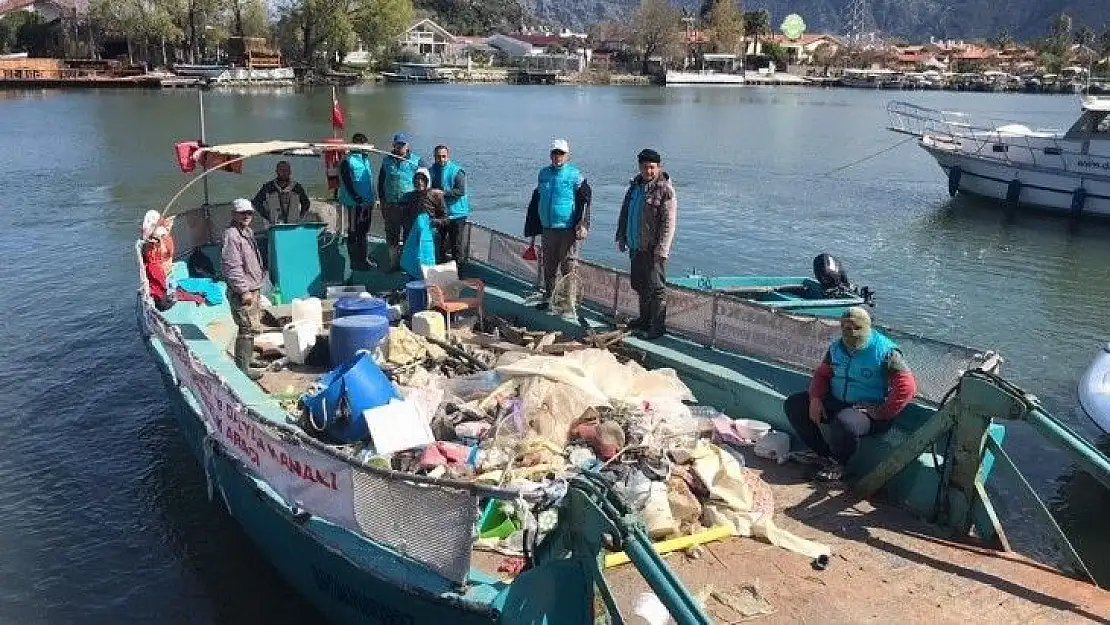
left=519, top=0, right=1108, bottom=42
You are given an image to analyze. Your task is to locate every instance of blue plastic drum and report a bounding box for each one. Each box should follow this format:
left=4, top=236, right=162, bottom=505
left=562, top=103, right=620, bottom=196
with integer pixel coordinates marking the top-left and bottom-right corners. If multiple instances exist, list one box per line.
left=329, top=314, right=390, bottom=367
left=334, top=296, right=388, bottom=319
left=405, top=280, right=428, bottom=313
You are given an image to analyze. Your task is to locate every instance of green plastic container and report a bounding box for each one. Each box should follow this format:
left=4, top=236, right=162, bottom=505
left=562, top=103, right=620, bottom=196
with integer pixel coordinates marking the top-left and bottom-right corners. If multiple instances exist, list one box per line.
left=478, top=500, right=519, bottom=540
left=268, top=223, right=325, bottom=300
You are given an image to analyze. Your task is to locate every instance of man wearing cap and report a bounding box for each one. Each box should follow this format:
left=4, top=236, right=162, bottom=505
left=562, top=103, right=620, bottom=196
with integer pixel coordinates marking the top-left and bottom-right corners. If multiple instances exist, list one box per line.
left=783, top=307, right=917, bottom=481
left=616, top=148, right=676, bottom=340
left=378, top=132, right=425, bottom=272
left=430, top=144, right=469, bottom=263
left=221, top=199, right=267, bottom=380
left=338, top=133, right=376, bottom=270
left=251, top=160, right=311, bottom=224
left=524, top=139, right=592, bottom=311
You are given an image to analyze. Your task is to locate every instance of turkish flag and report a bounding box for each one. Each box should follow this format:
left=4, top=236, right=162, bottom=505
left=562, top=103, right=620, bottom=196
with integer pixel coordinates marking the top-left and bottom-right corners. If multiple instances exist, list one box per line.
left=331, top=88, right=345, bottom=131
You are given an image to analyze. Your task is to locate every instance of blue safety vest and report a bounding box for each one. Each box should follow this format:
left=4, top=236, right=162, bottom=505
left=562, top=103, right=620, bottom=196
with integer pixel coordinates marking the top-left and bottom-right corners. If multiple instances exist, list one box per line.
left=338, top=153, right=374, bottom=208
left=828, top=330, right=898, bottom=404
left=432, top=160, right=470, bottom=219
left=381, top=152, right=422, bottom=204
left=537, top=164, right=581, bottom=229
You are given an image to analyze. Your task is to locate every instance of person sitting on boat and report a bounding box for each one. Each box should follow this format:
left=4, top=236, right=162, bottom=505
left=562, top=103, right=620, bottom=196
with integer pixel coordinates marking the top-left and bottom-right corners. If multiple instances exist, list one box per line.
left=142, top=232, right=175, bottom=312
left=221, top=199, right=266, bottom=381
left=378, top=132, right=426, bottom=273
left=524, top=139, right=591, bottom=312
left=251, top=160, right=311, bottom=224
left=784, top=307, right=917, bottom=481
left=338, top=133, right=376, bottom=271
left=399, top=168, right=448, bottom=279
left=429, top=144, right=469, bottom=263
left=616, top=148, right=676, bottom=340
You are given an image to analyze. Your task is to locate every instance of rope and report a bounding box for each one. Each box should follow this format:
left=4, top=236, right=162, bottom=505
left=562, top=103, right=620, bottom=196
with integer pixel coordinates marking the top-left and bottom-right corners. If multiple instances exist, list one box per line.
left=819, top=136, right=918, bottom=177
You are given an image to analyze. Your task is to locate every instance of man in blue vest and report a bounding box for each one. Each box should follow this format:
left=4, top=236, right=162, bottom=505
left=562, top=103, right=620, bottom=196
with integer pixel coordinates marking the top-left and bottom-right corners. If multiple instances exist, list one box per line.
left=337, top=133, right=376, bottom=270
left=784, top=307, right=918, bottom=481
left=378, top=132, right=425, bottom=272
left=430, top=144, right=469, bottom=263
left=524, top=139, right=592, bottom=311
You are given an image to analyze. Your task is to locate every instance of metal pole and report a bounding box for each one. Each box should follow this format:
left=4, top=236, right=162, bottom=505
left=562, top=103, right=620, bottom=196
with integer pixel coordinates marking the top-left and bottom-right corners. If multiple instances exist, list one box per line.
left=1026, top=407, right=1110, bottom=492
left=198, top=88, right=210, bottom=206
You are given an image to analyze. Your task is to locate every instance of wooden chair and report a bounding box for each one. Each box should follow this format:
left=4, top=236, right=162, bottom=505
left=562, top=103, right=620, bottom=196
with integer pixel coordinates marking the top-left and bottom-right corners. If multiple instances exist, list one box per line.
left=422, top=262, right=484, bottom=333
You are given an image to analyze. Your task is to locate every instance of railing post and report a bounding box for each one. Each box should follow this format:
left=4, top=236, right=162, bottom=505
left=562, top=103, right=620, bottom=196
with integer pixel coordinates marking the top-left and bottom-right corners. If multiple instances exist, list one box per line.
left=611, top=271, right=620, bottom=319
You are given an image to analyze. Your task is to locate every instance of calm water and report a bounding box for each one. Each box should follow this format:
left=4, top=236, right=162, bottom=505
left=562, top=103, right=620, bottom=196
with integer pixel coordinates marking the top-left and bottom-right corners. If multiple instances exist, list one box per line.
left=1, top=84, right=1108, bottom=622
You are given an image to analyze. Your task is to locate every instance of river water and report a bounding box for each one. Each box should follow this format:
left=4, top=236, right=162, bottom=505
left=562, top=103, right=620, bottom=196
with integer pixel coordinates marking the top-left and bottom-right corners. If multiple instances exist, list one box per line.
left=0, top=84, right=1107, bottom=622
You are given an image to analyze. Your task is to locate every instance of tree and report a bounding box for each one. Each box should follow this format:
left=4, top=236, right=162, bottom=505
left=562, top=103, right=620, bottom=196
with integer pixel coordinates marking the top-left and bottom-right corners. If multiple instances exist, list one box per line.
left=742, top=9, right=769, bottom=54
left=274, top=0, right=355, bottom=65
left=628, top=0, right=684, bottom=74
left=353, top=0, right=414, bottom=49
left=1049, top=12, right=1072, bottom=55
left=989, top=29, right=1014, bottom=50
left=705, top=0, right=742, bottom=55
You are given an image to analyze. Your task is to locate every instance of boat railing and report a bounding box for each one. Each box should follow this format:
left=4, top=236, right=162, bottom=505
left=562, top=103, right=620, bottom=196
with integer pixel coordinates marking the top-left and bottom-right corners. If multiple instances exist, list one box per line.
left=887, top=100, right=1085, bottom=172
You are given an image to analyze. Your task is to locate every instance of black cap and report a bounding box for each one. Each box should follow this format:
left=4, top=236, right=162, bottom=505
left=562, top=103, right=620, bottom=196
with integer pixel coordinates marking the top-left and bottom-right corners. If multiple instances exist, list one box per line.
left=352, top=133, right=368, bottom=144
left=637, top=148, right=661, bottom=164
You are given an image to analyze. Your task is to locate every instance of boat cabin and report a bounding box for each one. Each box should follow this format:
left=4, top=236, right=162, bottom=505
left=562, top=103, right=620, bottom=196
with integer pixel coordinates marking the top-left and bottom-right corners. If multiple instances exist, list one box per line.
left=1064, top=97, right=1110, bottom=140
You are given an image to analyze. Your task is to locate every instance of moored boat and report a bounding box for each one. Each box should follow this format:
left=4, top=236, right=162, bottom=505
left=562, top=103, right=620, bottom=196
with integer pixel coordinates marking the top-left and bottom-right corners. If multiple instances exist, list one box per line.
left=669, top=255, right=874, bottom=319
left=137, top=126, right=1110, bottom=621
left=888, top=97, right=1110, bottom=217
left=381, top=62, right=449, bottom=83
left=1078, top=343, right=1110, bottom=434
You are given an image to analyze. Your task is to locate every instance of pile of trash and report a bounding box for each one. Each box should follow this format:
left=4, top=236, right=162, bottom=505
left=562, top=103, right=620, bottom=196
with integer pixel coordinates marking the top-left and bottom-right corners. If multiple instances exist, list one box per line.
left=293, top=315, right=831, bottom=565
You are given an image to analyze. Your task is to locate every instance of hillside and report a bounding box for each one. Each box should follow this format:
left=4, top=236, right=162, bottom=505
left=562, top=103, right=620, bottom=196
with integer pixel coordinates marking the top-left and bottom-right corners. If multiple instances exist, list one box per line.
left=520, top=0, right=1107, bottom=41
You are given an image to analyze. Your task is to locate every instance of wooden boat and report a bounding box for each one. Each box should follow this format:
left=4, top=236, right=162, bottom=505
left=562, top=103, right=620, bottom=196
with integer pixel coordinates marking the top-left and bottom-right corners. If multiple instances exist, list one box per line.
left=136, top=134, right=1110, bottom=623
left=669, top=272, right=874, bottom=319
left=171, top=63, right=232, bottom=79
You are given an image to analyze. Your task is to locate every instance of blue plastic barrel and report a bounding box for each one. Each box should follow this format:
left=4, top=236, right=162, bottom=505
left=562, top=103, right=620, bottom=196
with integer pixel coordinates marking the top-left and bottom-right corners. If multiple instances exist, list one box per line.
left=301, top=351, right=399, bottom=443
left=329, top=314, right=390, bottom=367
left=405, top=280, right=429, bottom=313
left=334, top=296, right=388, bottom=319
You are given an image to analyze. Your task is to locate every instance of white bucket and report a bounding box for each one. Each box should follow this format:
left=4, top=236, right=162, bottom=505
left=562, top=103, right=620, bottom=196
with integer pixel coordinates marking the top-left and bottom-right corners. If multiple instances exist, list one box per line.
left=734, top=418, right=772, bottom=442
left=283, top=320, right=318, bottom=365
left=291, top=297, right=323, bottom=331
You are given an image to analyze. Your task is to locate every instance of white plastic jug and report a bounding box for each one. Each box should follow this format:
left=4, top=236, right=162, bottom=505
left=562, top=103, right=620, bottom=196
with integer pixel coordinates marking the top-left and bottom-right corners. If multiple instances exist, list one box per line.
left=283, top=320, right=318, bottom=365
left=291, top=297, right=323, bottom=331
left=411, top=310, right=447, bottom=342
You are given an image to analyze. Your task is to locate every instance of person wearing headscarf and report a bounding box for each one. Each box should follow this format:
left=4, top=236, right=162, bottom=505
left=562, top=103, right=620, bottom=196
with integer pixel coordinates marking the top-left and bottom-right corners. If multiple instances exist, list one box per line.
left=784, top=307, right=917, bottom=481
left=616, top=148, right=676, bottom=340
left=399, top=168, right=447, bottom=279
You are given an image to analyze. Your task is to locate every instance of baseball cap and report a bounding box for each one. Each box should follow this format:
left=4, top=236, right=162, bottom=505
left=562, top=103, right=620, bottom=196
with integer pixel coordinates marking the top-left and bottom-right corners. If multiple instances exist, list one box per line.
left=233, top=198, right=255, bottom=213
left=550, top=139, right=569, bottom=153
left=392, top=132, right=410, bottom=144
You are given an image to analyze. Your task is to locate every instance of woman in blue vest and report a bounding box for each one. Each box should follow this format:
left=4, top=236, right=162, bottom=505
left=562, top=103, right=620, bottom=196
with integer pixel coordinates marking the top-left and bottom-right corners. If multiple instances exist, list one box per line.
left=399, top=168, right=447, bottom=279
left=430, top=144, right=469, bottom=263
left=784, top=307, right=918, bottom=481
left=337, top=133, right=376, bottom=270
left=377, top=132, right=425, bottom=272
left=523, top=139, right=592, bottom=311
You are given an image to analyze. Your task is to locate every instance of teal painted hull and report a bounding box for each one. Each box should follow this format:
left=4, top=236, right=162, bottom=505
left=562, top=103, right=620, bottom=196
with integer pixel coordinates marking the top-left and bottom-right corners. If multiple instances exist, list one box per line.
left=146, top=339, right=501, bottom=625
left=668, top=274, right=866, bottom=319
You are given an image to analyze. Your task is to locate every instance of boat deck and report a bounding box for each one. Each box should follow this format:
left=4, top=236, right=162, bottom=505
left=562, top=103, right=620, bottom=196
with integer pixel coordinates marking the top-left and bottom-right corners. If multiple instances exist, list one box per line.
left=477, top=451, right=1110, bottom=624
left=185, top=280, right=1109, bottom=624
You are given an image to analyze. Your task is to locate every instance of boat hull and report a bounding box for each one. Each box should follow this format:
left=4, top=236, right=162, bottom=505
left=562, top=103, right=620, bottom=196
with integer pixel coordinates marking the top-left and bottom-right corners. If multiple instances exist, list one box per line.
left=667, top=275, right=865, bottom=318
left=381, top=73, right=448, bottom=84
left=1078, top=344, right=1110, bottom=434
left=923, top=145, right=1110, bottom=216
left=144, top=337, right=498, bottom=625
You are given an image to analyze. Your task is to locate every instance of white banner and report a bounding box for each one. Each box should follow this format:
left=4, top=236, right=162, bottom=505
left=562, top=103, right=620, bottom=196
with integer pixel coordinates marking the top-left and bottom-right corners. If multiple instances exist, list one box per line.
left=155, top=316, right=360, bottom=532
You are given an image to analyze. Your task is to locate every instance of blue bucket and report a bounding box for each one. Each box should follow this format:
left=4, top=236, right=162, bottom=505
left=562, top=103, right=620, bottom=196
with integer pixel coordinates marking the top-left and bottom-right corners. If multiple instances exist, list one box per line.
left=301, top=351, right=399, bottom=443
left=405, top=280, right=429, bottom=313
left=329, top=314, right=390, bottom=367
left=334, top=296, right=388, bottom=319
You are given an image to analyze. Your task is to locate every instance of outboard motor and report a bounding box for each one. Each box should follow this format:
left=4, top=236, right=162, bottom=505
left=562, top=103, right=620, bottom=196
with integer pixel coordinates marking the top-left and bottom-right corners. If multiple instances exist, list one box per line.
left=812, top=254, right=876, bottom=307
left=813, top=253, right=850, bottom=293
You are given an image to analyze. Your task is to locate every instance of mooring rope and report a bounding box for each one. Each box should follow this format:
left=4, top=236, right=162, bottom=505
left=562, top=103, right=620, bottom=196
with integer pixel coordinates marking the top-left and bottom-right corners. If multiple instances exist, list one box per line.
left=819, top=135, right=918, bottom=177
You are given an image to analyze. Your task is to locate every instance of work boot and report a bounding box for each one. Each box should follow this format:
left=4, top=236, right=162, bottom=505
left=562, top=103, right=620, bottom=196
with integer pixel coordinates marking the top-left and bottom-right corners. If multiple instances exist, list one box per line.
left=347, top=237, right=369, bottom=271
left=635, top=296, right=667, bottom=340
left=234, top=335, right=264, bottom=381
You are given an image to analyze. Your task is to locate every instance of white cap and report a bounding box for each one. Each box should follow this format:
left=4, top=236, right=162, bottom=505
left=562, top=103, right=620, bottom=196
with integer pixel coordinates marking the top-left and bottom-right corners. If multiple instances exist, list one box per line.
left=414, top=167, right=431, bottom=182
left=550, top=139, right=570, bottom=153
left=233, top=198, right=255, bottom=213
left=141, top=209, right=160, bottom=239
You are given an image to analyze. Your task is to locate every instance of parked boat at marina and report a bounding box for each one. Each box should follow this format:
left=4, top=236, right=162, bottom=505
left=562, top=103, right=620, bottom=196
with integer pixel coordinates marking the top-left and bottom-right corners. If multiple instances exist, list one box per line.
left=1078, top=343, right=1110, bottom=434
left=888, top=97, right=1110, bottom=217
left=136, top=117, right=1110, bottom=622
left=381, top=62, right=450, bottom=83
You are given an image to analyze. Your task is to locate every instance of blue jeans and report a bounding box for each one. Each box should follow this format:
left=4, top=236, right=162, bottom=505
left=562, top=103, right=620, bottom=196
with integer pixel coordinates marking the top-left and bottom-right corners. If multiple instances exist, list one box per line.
left=784, top=391, right=891, bottom=464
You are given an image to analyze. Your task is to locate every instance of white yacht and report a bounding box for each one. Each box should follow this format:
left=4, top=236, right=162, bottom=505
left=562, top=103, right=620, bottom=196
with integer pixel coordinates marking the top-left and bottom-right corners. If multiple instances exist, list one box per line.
left=888, top=97, right=1110, bottom=216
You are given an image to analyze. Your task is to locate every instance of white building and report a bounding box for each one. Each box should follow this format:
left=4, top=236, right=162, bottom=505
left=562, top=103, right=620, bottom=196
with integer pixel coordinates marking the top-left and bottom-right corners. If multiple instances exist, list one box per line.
left=397, top=18, right=457, bottom=57
left=0, top=0, right=82, bottom=22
